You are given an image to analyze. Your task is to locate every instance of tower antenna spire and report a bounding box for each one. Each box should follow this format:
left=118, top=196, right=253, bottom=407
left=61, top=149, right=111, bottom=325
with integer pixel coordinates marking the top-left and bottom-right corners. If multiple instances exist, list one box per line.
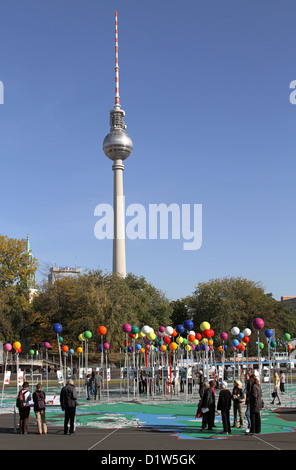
left=114, top=11, right=120, bottom=109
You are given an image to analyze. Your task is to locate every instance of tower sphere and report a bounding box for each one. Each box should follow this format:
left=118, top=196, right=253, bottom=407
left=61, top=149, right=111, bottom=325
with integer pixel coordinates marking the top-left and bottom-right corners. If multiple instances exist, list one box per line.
left=103, top=128, right=133, bottom=161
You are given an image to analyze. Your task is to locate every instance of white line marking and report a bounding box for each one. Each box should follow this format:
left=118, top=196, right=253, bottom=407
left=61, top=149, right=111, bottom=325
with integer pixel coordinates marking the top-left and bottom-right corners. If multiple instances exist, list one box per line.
left=87, top=428, right=119, bottom=451
left=253, top=434, right=281, bottom=450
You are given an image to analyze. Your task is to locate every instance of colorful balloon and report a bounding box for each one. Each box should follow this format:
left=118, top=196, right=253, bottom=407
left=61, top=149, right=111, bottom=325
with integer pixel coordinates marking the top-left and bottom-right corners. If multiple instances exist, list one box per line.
left=62, top=345, right=69, bottom=352
left=13, top=341, right=21, bottom=350
left=52, top=323, right=62, bottom=334
left=200, top=321, right=210, bottom=331
left=4, top=343, right=12, bottom=352
left=183, top=320, right=194, bottom=330
left=252, top=318, right=264, bottom=330
left=220, top=332, right=228, bottom=341
left=29, top=349, right=35, bottom=356
left=122, top=324, right=132, bottom=333
left=97, top=326, right=107, bottom=335
left=231, top=327, right=240, bottom=336
left=44, top=342, right=51, bottom=349
left=264, top=329, right=273, bottom=338
left=175, top=324, right=185, bottom=334
left=103, top=343, right=110, bottom=350
left=84, top=331, right=92, bottom=339
left=77, top=347, right=83, bottom=353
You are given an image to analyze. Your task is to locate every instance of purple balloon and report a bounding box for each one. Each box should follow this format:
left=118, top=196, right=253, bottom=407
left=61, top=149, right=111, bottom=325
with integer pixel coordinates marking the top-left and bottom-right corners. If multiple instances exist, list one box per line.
left=158, top=326, right=165, bottom=333
left=252, top=318, right=264, bottom=330
left=122, top=323, right=132, bottom=333
left=220, top=332, right=228, bottom=341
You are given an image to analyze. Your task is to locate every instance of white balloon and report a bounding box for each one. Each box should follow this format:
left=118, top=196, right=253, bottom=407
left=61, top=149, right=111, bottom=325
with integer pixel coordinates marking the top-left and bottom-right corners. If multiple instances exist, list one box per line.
left=141, top=325, right=152, bottom=335
left=188, top=331, right=196, bottom=337
left=231, top=327, right=240, bottom=336
left=165, top=326, right=174, bottom=336
left=243, top=328, right=252, bottom=337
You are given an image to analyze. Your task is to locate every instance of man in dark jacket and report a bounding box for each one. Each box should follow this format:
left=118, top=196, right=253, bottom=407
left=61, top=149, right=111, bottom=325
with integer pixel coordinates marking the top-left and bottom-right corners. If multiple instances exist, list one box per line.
left=217, top=381, right=232, bottom=434
left=60, top=379, right=78, bottom=435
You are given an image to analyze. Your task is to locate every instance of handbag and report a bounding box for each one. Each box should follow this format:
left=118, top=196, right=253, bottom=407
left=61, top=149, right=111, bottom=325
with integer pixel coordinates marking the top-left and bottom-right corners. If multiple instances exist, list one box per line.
left=195, top=401, right=202, bottom=418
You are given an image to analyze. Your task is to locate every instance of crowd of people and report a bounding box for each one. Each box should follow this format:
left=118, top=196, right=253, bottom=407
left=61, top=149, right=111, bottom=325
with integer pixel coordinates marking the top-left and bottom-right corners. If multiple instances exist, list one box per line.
left=15, top=367, right=285, bottom=436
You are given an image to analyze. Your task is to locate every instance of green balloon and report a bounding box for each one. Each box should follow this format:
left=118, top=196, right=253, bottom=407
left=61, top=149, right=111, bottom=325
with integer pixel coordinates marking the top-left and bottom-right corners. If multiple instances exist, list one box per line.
left=182, top=338, right=187, bottom=345
left=131, top=325, right=139, bottom=335
left=270, top=340, right=277, bottom=348
left=84, top=330, right=92, bottom=339
left=259, top=342, right=264, bottom=350
left=29, top=349, right=35, bottom=355
left=58, top=336, right=63, bottom=343
left=283, top=333, right=291, bottom=341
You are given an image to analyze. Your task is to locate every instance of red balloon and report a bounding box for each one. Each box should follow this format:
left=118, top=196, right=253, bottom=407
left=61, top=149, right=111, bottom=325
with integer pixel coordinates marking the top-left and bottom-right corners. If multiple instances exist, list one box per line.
left=243, top=336, right=249, bottom=343
left=195, top=333, right=202, bottom=341
left=97, top=326, right=107, bottom=336
left=203, top=329, right=212, bottom=339
left=164, top=336, right=171, bottom=344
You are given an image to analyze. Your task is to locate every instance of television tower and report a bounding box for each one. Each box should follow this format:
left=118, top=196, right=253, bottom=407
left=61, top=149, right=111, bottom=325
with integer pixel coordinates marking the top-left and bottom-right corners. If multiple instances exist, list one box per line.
left=103, top=11, right=133, bottom=277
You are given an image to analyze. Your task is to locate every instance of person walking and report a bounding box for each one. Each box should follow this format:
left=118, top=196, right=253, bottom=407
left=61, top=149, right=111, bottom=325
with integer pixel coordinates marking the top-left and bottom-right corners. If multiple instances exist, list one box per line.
left=60, top=379, right=78, bottom=435
left=94, top=371, right=103, bottom=400
left=85, top=374, right=92, bottom=400
left=271, top=372, right=282, bottom=405
left=217, top=381, right=232, bottom=434
left=17, top=381, right=32, bottom=434
left=33, top=383, right=47, bottom=435
left=248, top=375, right=262, bottom=435
left=232, top=379, right=245, bottom=428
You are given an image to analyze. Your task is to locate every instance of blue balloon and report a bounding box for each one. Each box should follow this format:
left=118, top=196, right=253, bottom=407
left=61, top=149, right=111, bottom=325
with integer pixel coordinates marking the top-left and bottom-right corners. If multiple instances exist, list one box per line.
left=223, top=345, right=228, bottom=350
left=232, top=339, right=239, bottom=348
left=127, top=346, right=133, bottom=352
left=98, top=345, right=103, bottom=352
left=51, top=323, right=62, bottom=334
left=175, top=324, right=185, bottom=334
left=69, top=349, right=74, bottom=355
left=237, top=332, right=244, bottom=340
left=264, top=329, right=273, bottom=338
left=136, top=344, right=142, bottom=351
left=183, top=320, right=194, bottom=330
left=196, top=346, right=200, bottom=351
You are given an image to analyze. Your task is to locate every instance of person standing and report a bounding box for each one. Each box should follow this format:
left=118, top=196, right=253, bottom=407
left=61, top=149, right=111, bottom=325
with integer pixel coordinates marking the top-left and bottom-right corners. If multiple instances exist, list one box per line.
left=232, top=379, right=245, bottom=428
left=60, top=379, right=78, bottom=435
left=33, top=383, right=47, bottom=435
left=280, top=371, right=285, bottom=394
left=201, top=382, right=215, bottom=431
left=17, top=382, right=32, bottom=434
left=198, top=370, right=205, bottom=399
left=217, top=381, right=232, bottom=434
left=244, top=372, right=252, bottom=432
left=248, top=375, right=262, bottom=435
left=94, top=371, right=103, bottom=400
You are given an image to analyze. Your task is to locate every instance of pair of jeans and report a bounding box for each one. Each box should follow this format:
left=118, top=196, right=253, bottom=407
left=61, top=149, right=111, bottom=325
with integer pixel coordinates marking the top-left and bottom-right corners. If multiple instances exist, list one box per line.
left=35, top=409, right=47, bottom=434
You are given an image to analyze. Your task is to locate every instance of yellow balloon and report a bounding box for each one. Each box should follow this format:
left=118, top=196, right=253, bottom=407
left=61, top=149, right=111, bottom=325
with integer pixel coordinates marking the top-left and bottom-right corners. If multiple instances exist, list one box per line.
left=140, top=332, right=146, bottom=338
left=78, top=334, right=85, bottom=342
left=161, top=345, right=167, bottom=352
left=170, top=342, right=178, bottom=350
left=194, top=339, right=199, bottom=345
left=176, top=336, right=183, bottom=344
left=200, top=321, right=210, bottom=331
left=140, top=348, right=145, bottom=354
left=147, top=331, right=156, bottom=341
left=242, top=341, right=246, bottom=347
left=77, top=347, right=83, bottom=354
left=13, top=341, right=21, bottom=350
left=208, top=340, right=213, bottom=346
left=134, top=333, right=139, bottom=339
left=201, top=338, right=208, bottom=345
left=185, top=345, right=191, bottom=352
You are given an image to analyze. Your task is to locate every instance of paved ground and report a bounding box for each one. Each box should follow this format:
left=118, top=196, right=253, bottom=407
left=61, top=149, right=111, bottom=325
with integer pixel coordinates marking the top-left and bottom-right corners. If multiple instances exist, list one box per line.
left=1, top=404, right=295, bottom=453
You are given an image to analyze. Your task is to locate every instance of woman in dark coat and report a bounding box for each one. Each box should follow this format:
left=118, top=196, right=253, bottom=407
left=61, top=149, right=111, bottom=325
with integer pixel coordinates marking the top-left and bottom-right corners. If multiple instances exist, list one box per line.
left=248, top=376, right=262, bottom=434
left=201, top=382, right=215, bottom=431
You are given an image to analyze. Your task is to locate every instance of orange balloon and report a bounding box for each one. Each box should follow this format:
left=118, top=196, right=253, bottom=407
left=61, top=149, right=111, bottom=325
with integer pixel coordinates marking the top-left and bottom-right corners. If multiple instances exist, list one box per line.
left=171, top=329, right=177, bottom=337
left=97, top=326, right=107, bottom=335
left=188, top=334, right=195, bottom=343
left=77, top=347, right=83, bottom=354
left=62, top=345, right=69, bottom=352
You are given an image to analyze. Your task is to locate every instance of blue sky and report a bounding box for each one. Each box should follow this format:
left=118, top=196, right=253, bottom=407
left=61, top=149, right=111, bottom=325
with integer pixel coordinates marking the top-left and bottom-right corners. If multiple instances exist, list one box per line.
left=0, top=0, right=295, bottom=301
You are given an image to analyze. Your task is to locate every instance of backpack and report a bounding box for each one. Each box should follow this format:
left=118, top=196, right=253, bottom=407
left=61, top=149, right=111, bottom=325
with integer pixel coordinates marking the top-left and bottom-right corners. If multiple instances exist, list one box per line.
left=16, top=390, right=26, bottom=408
left=34, top=391, right=45, bottom=410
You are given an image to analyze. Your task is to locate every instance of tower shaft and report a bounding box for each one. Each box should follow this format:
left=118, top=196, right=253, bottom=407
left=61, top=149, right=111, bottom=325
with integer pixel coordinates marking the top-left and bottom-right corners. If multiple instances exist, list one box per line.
left=112, top=159, right=126, bottom=276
